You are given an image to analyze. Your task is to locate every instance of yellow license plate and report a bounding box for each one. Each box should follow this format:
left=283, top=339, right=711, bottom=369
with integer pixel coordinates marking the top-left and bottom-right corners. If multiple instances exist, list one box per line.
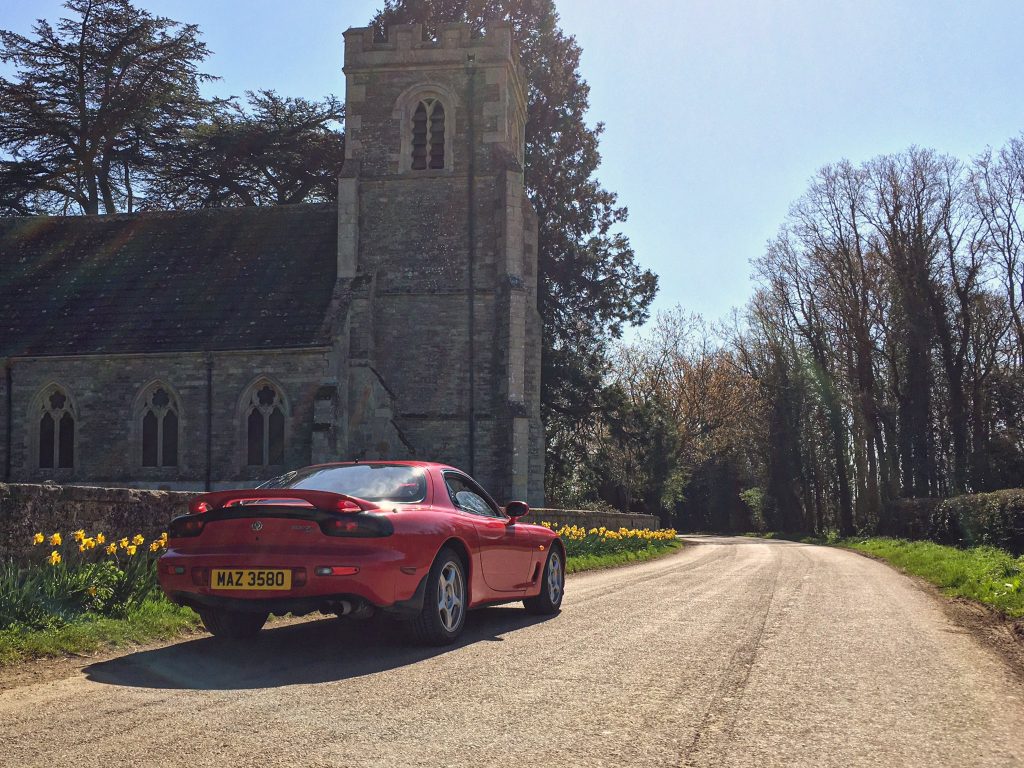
left=211, top=569, right=291, bottom=591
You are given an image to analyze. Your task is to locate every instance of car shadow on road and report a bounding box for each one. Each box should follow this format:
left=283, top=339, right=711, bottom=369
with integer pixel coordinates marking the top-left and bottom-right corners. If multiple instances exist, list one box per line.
left=83, top=607, right=552, bottom=691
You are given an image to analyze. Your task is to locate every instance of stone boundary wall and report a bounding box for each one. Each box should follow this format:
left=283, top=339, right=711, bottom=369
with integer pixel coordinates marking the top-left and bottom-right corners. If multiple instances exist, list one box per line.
left=528, top=508, right=661, bottom=532
left=0, top=483, right=661, bottom=562
left=0, top=483, right=194, bottom=562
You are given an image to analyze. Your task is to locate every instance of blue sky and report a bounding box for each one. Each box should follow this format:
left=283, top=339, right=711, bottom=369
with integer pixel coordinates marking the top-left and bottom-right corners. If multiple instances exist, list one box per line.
left=4, top=0, right=1024, bottom=330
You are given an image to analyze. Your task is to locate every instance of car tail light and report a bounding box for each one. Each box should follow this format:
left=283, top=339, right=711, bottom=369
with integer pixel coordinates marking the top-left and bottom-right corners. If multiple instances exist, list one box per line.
left=189, top=500, right=210, bottom=514
left=161, top=564, right=186, bottom=575
left=315, top=566, right=360, bottom=576
left=191, top=566, right=210, bottom=586
left=318, top=513, right=393, bottom=538
left=170, top=516, right=206, bottom=538
left=292, top=567, right=307, bottom=588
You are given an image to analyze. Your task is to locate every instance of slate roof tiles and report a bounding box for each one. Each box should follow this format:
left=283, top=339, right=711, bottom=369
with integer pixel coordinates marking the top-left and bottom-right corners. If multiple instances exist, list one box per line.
left=0, top=204, right=339, bottom=357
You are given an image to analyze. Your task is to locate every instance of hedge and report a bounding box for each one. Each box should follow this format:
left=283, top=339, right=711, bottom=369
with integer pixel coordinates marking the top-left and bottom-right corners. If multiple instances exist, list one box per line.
left=929, top=489, right=1024, bottom=555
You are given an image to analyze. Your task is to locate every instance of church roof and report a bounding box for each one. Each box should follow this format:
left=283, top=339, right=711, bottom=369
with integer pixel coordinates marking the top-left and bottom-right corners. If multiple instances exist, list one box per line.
left=0, top=204, right=339, bottom=357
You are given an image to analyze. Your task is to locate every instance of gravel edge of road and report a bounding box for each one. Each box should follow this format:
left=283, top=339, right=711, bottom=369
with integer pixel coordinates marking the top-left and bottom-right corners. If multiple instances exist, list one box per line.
left=836, top=544, right=1024, bottom=681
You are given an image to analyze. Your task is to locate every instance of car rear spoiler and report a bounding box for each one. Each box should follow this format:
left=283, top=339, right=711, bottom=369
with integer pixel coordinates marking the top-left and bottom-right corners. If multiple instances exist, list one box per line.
left=187, top=489, right=378, bottom=515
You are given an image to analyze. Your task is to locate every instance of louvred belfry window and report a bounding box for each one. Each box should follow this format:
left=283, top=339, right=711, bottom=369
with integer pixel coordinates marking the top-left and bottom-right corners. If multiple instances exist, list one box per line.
left=246, top=383, right=286, bottom=466
left=140, top=386, right=179, bottom=467
left=37, top=386, right=74, bottom=469
left=411, top=98, right=445, bottom=170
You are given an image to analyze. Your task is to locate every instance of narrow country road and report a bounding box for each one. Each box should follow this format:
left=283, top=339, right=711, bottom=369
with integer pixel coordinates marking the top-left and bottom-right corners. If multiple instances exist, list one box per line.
left=2, top=536, right=1023, bottom=767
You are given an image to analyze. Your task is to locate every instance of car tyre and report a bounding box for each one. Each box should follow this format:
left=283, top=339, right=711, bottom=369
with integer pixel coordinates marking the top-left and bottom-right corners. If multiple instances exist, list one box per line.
left=411, top=547, right=467, bottom=645
left=199, top=607, right=269, bottom=639
left=524, top=547, right=564, bottom=615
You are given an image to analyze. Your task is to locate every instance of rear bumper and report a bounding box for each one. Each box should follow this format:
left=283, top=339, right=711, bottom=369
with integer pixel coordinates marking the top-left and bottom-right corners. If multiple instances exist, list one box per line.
left=157, top=546, right=428, bottom=616
left=166, top=589, right=416, bottom=617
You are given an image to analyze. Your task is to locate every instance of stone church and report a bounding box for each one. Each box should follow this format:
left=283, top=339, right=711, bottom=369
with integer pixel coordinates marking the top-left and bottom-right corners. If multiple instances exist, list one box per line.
left=0, top=23, right=545, bottom=506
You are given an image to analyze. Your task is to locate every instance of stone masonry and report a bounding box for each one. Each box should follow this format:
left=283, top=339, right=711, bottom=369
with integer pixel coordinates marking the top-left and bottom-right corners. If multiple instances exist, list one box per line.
left=0, top=23, right=545, bottom=505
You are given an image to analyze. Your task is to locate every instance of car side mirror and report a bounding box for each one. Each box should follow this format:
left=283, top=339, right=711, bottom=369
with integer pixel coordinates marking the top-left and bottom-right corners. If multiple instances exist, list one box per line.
left=505, top=500, right=529, bottom=523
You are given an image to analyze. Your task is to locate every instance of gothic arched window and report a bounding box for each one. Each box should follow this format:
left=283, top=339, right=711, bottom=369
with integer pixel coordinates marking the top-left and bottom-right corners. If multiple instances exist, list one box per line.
left=139, top=385, right=179, bottom=467
left=245, top=382, right=286, bottom=467
left=36, top=385, right=75, bottom=469
left=411, top=98, right=445, bottom=170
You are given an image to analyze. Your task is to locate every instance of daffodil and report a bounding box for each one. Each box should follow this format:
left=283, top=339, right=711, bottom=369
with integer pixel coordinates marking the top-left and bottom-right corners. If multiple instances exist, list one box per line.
left=32, top=532, right=44, bottom=545
left=105, top=543, right=117, bottom=555
left=126, top=544, right=138, bottom=556
left=48, top=532, right=62, bottom=546
left=96, top=533, right=106, bottom=545
left=132, top=534, right=145, bottom=546
left=48, top=550, right=61, bottom=566
left=72, top=529, right=86, bottom=543
left=149, top=541, right=161, bottom=553
left=119, top=537, right=130, bottom=549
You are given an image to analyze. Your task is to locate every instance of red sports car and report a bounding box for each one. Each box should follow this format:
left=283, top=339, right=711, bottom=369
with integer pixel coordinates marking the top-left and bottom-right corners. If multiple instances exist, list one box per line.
left=158, top=461, right=564, bottom=644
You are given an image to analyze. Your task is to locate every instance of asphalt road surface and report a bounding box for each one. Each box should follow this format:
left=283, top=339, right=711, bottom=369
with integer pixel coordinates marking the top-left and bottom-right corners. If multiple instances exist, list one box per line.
left=2, top=536, right=1023, bottom=767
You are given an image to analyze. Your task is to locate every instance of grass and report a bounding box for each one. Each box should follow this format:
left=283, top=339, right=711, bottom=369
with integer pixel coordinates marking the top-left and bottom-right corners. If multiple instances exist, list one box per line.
left=841, top=538, right=1024, bottom=619
left=0, top=599, right=201, bottom=667
left=565, top=540, right=681, bottom=574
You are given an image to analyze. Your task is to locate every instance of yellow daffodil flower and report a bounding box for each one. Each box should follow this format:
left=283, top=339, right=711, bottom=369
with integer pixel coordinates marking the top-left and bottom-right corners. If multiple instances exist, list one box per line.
left=48, top=532, right=62, bottom=546
left=132, top=534, right=145, bottom=546
left=119, top=537, right=130, bottom=549
left=126, top=544, right=138, bottom=556
left=32, top=532, right=44, bottom=545
left=72, top=529, right=86, bottom=542
left=48, top=550, right=61, bottom=566
left=96, top=533, right=106, bottom=545
left=105, top=543, right=117, bottom=555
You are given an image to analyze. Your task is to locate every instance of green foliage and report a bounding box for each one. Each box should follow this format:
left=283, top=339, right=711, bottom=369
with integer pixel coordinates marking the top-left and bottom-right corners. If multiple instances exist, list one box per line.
left=565, top=542, right=681, bottom=574
left=148, top=90, right=345, bottom=209
left=844, top=538, right=1024, bottom=618
left=740, top=487, right=767, bottom=532
left=2, top=532, right=167, bottom=631
left=931, top=489, right=1024, bottom=554
left=0, top=0, right=214, bottom=214
left=0, top=599, right=200, bottom=667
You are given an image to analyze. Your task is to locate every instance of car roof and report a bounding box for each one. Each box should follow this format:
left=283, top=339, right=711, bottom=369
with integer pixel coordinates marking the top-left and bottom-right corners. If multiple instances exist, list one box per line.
left=299, top=460, right=462, bottom=473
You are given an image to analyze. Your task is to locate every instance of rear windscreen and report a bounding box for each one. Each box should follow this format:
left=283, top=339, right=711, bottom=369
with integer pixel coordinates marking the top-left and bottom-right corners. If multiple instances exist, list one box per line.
left=258, top=464, right=427, bottom=503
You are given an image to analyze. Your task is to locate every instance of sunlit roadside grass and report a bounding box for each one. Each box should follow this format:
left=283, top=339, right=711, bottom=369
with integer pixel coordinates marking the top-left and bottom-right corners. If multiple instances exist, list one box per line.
left=566, top=541, right=681, bottom=574
left=0, top=599, right=200, bottom=666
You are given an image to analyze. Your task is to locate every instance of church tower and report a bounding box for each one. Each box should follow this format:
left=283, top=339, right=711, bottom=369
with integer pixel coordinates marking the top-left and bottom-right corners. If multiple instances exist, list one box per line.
left=339, top=23, right=544, bottom=505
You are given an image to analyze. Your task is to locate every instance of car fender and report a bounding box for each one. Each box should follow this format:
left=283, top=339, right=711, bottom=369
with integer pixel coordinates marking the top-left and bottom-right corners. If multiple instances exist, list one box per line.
left=387, top=510, right=478, bottom=612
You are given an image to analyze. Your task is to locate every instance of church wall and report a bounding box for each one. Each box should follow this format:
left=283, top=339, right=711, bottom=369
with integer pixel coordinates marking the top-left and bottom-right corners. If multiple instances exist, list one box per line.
left=4, top=348, right=332, bottom=490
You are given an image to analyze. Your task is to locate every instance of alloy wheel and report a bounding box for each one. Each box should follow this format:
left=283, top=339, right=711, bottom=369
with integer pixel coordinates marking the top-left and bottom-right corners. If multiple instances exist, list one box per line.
left=437, top=560, right=464, bottom=632
left=547, top=551, right=564, bottom=604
